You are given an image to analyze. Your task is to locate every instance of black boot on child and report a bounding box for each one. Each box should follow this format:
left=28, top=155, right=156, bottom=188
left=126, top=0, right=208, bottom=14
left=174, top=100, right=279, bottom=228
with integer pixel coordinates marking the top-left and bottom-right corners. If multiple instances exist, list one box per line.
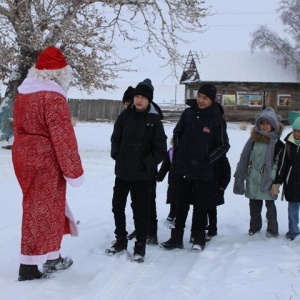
left=132, top=241, right=146, bottom=263
left=191, top=230, right=206, bottom=251
left=160, top=228, right=184, bottom=250
left=105, top=237, right=128, bottom=255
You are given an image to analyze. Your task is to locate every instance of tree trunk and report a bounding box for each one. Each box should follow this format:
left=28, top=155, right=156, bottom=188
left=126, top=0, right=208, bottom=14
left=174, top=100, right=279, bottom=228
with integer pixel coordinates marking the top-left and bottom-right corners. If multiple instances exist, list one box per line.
left=0, top=76, right=26, bottom=142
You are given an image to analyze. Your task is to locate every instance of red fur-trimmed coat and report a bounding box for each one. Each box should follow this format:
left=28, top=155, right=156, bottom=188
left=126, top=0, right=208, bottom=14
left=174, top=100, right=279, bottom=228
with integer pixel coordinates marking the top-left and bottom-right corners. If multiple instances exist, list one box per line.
left=12, top=78, right=84, bottom=264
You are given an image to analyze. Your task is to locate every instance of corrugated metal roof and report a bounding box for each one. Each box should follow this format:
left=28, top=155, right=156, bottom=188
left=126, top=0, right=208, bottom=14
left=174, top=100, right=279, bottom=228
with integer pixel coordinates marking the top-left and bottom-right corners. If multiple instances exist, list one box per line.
left=182, top=51, right=300, bottom=83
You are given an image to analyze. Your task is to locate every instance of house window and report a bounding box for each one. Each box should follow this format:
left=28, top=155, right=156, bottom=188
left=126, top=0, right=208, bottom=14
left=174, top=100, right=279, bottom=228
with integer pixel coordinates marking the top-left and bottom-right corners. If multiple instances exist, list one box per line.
left=237, top=92, right=262, bottom=106
left=193, top=90, right=198, bottom=98
left=222, top=94, right=236, bottom=106
left=278, top=94, right=291, bottom=106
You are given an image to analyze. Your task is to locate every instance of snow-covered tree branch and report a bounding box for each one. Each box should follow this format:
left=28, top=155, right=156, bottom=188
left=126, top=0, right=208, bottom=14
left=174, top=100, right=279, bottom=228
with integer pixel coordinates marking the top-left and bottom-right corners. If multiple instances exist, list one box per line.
left=250, top=0, right=300, bottom=71
left=0, top=0, right=209, bottom=141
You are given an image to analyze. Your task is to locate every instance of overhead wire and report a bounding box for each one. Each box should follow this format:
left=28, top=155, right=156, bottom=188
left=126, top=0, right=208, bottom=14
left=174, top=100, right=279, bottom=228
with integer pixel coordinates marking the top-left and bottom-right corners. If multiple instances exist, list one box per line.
left=216, top=11, right=277, bottom=15
left=208, top=11, right=281, bottom=27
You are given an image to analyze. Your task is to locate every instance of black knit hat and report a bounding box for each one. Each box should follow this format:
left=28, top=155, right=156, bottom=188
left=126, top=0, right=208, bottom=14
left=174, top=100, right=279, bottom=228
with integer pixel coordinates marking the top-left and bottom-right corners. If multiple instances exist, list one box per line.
left=197, top=83, right=217, bottom=101
left=133, top=78, right=154, bottom=102
left=122, top=86, right=134, bottom=104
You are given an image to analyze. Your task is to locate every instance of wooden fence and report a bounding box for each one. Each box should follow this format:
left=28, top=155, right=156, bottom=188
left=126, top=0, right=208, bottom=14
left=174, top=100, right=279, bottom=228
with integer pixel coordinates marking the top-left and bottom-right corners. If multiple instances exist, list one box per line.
left=68, top=99, right=185, bottom=123
left=68, top=99, right=124, bottom=122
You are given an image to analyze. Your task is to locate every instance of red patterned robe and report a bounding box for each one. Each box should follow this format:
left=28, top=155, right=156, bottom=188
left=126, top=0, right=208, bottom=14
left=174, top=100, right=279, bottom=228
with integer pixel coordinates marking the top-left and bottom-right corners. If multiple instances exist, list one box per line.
left=12, top=78, right=84, bottom=265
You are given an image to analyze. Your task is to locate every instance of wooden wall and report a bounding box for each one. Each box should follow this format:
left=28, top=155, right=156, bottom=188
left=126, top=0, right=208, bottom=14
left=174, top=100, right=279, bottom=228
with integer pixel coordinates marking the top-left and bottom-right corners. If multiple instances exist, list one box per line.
left=183, top=82, right=300, bottom=123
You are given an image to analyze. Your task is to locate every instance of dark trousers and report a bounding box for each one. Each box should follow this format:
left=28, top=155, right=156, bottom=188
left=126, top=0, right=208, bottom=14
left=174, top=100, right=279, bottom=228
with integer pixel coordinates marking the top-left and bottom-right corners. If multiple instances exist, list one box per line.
left=147, top=178, right=158, bottom=235
left=129, top=177, right=157, bottom=236
left=249, top=199, right=278, bottom=235
left=191, top=206, right=217, bottom=233
left=207, top=206, right=217, bottom=234
left=175, top=176, right=209, bottom=233
left=168, top=204, right=178, bottom=219
left=112, top=177, right=152, bottom=243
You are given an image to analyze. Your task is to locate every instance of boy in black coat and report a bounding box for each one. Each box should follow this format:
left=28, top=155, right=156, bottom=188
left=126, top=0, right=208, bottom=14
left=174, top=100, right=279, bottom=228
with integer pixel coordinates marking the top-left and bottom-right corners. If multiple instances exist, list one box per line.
left=122, top=86, right=134, bottom=109
left=106, top=79, right=167, bottom=262
left=120, top=86, right=160, bottom=245
left=160, top=83, right=230, bottom=251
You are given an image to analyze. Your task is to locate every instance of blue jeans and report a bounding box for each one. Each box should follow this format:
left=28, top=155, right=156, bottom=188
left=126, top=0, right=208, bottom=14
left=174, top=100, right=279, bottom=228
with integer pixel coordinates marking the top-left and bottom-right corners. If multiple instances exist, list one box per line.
left=286, top=202, right=300, bottom=238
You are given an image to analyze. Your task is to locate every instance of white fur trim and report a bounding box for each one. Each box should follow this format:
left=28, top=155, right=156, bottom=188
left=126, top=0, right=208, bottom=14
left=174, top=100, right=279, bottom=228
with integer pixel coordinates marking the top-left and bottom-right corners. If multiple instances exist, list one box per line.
left=28, top=65, right=72, bottom=94
left=64, top=172, right=85, bottom=187
left=18, top=77, right=67, bottom=99
left=66, top=202, right=79, bottom=237
left=20, top=250, right=60, bottom=265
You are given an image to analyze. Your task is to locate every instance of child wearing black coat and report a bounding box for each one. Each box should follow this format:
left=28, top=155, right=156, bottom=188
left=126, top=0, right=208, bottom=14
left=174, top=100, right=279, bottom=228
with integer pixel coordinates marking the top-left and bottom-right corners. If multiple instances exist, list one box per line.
left=271, top=116, right=300, bottom=240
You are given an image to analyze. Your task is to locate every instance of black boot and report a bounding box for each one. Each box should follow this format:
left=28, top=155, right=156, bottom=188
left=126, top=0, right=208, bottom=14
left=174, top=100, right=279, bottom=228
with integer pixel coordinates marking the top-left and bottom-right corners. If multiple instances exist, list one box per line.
left=18, top=264, right=48, bottom=281
left=160, top=228, right=184, bottom=250
left=146, top=234, right=158, bottom=245
left=206, top=230, right=217, bottom=240
left=127, top=230, right=136, bottom=240
left=191, top=230, right=206, bottom=251
left=132, top=241, right=146, bottom=263
left=105, top=237, right=128, bottom=255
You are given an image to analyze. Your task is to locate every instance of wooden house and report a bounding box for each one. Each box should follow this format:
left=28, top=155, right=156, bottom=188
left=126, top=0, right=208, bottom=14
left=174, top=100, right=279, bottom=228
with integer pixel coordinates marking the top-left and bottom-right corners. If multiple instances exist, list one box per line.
left=180, top=50, right=300, bottom=123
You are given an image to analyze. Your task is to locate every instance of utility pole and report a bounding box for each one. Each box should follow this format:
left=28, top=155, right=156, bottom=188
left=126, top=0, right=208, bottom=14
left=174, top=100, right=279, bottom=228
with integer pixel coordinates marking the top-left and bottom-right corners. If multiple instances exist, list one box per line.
left=175, top=84, right=177, bottom=106
left=263, top=91, right=266, bottom=110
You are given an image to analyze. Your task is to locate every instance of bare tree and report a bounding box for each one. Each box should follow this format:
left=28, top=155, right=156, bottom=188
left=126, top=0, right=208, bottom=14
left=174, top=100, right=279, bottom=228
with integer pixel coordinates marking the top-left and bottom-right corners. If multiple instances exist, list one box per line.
left=250, top=0, right=300, bottom=73
left=0, top=0, right=210, bottom=141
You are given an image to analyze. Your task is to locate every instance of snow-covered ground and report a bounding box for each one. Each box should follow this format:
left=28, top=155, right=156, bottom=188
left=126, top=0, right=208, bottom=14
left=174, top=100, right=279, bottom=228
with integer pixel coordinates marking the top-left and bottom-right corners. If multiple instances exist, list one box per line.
left=0, top=121, right=299, bottom=300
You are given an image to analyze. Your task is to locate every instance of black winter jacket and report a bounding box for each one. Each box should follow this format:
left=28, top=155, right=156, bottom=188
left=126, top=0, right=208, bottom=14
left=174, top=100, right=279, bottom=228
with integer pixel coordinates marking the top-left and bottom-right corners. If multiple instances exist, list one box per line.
left=111, top=104, right=167, bottom=181
left=209, top=156, right=231, bottom=207
left=274, top=132, right=300, bottom=202
left=173, top=102, right=230, bottom=180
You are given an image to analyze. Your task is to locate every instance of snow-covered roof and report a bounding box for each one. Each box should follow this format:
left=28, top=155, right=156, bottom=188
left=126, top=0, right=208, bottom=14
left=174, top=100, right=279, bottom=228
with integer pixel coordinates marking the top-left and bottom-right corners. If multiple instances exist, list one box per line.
left=181, top=51, right=300, bottom=84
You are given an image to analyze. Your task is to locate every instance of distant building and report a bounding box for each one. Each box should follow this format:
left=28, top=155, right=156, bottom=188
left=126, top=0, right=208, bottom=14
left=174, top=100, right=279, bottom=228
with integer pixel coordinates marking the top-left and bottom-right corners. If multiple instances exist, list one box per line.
left=180, top=50, right=300, bottom=123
